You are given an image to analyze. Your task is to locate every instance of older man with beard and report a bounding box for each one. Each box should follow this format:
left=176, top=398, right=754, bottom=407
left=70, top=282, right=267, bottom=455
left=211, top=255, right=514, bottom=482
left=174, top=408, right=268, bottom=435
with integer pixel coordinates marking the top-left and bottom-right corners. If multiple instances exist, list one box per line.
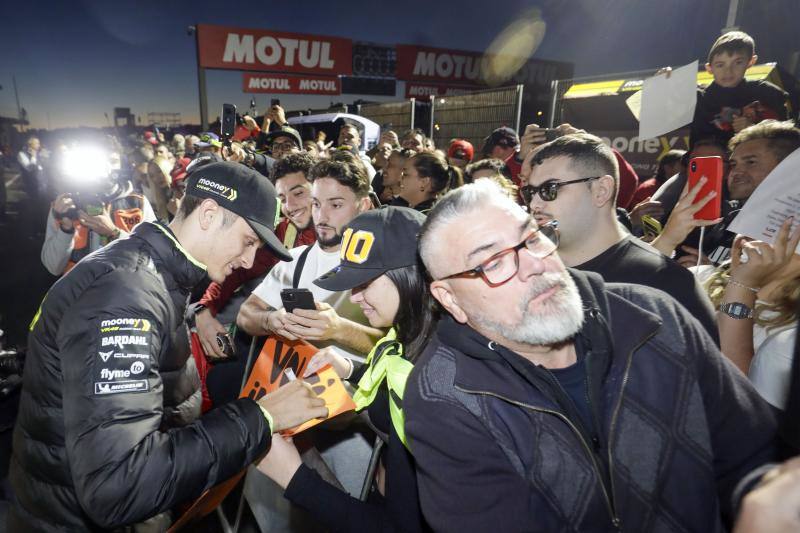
left=404, top=180, right=778, bottom=533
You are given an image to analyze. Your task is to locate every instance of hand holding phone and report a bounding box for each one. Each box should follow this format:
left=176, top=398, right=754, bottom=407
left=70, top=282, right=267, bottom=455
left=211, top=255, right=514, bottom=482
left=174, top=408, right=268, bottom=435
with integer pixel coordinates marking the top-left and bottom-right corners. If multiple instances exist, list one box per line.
left=687, top=156, right=723, bottom=220
left=221, top=103, right=237, bottom=140
left=281, top=289, right=316, bottom=313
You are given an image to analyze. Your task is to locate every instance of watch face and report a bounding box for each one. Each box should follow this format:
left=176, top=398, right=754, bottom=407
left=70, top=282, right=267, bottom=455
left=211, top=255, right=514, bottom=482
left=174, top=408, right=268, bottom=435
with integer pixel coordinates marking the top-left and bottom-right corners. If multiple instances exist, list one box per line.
left=721, top=302, right=753, bottom=319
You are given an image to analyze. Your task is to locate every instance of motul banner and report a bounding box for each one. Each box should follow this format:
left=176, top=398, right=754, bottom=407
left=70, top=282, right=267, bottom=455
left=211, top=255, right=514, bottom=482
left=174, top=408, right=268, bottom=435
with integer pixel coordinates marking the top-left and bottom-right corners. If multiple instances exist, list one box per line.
left=243, top=73, right=341, bottom=95
left=404, top=83, right=473, bottom=99
left=396, top=44, right=571, bottom=89
left=197, top=24, right=352, bottom=75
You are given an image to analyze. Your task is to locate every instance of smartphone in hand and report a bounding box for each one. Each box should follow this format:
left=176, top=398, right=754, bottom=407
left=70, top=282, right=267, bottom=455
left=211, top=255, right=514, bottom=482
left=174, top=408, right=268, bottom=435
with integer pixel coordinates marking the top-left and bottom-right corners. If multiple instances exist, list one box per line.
left=221, top=103, right=237, bottom=140
left=687, top=156, right=723, bottom=220
left=280, top=288, right=316, bottom=313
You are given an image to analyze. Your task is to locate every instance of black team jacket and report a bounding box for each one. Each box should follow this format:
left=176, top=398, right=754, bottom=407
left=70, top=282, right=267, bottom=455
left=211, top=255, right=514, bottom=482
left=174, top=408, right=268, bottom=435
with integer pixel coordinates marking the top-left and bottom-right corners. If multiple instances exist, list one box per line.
left=9, top=222, right=271, bottom=531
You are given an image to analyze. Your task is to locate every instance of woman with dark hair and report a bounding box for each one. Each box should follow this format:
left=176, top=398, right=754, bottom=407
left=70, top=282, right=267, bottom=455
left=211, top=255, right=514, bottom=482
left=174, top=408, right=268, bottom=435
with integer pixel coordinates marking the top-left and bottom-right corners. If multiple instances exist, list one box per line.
left=257, top=206, right=435, bottom=532
left=399, top=151, right=463, bottom=213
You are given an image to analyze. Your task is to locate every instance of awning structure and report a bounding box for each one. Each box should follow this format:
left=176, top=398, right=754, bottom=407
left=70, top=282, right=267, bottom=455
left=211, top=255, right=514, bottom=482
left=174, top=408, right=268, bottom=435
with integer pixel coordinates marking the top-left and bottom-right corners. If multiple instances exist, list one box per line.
left=563, top=63, right=782, bottom=99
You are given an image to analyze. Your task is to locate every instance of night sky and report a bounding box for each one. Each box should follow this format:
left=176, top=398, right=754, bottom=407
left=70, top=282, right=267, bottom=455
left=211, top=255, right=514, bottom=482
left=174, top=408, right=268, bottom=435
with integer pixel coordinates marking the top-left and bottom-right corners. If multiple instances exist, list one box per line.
left=0, top=0, right=796, bottom=130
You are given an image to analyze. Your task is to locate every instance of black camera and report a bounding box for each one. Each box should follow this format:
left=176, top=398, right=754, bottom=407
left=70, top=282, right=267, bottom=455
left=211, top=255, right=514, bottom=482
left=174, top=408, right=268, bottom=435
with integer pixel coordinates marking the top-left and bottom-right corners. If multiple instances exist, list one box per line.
left=63, top=191, right=105, bottom=220
left=215, top=332, right=236, bottom=358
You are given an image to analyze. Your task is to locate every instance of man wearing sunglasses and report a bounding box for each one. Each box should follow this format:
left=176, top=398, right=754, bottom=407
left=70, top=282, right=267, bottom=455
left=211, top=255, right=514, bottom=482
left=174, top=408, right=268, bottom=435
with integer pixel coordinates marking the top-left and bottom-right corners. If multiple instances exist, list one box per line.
left=521, top=133, right=718, bottom=341
left=404, top=179, right=777, bottom=532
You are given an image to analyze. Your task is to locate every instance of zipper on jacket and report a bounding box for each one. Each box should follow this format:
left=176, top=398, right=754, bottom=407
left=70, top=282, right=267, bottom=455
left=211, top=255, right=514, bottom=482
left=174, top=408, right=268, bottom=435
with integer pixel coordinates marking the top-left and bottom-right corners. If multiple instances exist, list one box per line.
left=604, top=328, right=658, bottom=532
left=455, top=385, right=621, bottom=530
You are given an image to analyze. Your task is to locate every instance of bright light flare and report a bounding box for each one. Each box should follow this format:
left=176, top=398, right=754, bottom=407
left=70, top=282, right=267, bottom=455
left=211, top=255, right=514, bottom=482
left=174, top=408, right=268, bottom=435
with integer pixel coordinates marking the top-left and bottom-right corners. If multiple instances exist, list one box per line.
left=484, top=8, right=547, bottom=86
left=61, top=146, right=111, bottom=185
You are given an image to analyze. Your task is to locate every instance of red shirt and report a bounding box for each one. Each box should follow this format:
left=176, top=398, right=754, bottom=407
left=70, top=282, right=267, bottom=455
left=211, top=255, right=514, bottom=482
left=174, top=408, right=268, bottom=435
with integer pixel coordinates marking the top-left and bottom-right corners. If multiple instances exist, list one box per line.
left=630, top=177, right=660, bottom=208
left=198, top=218, right=316, bottom=315
left=613, top=149, right=640, bottom=211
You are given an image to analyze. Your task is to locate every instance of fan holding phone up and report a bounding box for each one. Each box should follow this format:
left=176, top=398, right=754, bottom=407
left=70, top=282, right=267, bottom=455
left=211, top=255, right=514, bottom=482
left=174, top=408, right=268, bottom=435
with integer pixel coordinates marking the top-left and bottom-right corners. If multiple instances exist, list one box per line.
left=651, top=156, right=725, bottom=265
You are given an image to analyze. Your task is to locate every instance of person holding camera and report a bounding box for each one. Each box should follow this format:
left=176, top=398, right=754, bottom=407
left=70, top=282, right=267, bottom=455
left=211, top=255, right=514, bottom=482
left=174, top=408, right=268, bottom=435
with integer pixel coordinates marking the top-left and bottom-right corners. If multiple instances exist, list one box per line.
left=41, top=171, right=157, bottom=276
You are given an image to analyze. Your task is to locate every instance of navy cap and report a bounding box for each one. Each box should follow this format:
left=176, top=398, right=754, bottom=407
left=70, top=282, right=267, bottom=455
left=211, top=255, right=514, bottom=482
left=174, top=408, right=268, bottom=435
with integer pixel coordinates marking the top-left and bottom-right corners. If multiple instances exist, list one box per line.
left=314, top=207, right=425, bottom=291
left=196, top=132, right=222, bottom=148
left=184, top=161, right=292, bottom=261
left=481, top=126, right=520, bottom=155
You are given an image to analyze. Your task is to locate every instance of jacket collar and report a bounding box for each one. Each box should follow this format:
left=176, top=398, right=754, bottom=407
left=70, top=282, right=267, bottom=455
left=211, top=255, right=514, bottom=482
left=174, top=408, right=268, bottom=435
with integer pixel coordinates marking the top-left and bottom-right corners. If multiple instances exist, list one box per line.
left=130, top=222, right=208, bottom=291
left=438, top=269, right=662, bottom=404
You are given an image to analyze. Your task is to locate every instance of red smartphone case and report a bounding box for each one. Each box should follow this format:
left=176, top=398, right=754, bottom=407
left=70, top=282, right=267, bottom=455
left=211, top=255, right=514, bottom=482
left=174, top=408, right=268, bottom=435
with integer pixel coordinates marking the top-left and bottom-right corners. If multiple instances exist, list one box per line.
left=687, top=156, right=723, bottom=221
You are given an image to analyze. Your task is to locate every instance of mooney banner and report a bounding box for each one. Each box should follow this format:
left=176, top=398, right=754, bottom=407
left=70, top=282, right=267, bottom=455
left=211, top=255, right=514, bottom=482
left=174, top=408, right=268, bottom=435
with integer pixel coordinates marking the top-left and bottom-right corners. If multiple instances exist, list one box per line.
left=197, top=23, right=352, bottom=75
left=243, top=73, right=341, bottom=95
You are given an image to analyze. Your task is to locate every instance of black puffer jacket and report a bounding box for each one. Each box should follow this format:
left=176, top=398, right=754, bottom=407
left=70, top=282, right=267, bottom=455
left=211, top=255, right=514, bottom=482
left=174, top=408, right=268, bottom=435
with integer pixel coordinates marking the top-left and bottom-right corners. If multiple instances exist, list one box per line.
left=9, top=222, right=270, bottom=531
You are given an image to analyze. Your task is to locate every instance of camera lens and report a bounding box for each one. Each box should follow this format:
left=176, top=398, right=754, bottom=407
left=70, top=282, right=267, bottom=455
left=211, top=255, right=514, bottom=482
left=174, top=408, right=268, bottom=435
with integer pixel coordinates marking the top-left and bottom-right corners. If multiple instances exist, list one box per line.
left=691, top=162, right=697, bottom=171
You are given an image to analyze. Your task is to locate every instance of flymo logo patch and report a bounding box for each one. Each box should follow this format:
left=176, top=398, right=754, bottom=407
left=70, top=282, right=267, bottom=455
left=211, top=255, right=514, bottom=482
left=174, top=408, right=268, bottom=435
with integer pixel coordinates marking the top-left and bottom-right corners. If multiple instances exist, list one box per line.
left=196, top=177, right=238, bottom=202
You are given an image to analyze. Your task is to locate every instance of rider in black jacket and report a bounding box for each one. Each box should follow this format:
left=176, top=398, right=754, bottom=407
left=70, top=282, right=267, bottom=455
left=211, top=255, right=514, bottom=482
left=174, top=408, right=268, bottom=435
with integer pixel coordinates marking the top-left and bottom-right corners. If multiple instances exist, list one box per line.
left=8, top=162, right=326, bottom=531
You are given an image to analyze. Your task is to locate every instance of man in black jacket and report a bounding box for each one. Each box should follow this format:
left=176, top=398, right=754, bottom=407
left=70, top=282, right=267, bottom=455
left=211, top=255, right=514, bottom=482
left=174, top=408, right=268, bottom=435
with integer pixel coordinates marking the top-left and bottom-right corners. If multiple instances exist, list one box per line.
left=406, top=180, right=777, bottom=532
left=8, top=162, right=327, bottom=531
left=521, top=133, right=719, bottom=341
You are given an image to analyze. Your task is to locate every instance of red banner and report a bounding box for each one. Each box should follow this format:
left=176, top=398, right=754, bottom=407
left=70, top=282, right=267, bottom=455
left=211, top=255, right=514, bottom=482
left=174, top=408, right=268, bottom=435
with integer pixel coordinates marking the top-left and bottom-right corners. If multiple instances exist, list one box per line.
left=404, top=83, right=474, bottom=99
left=397, top=45, right=484, bottom=85
left=197, top=24, right=352, bottom=75
left=243, top=73, right=341, bottom=95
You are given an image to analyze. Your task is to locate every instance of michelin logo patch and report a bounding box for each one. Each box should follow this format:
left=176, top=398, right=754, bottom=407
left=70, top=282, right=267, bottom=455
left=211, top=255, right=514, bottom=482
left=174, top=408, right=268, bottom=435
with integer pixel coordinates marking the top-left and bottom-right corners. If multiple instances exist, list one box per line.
left=95, top=380, right=148, bottom=395
left=94, top=317, right=153, bottom=396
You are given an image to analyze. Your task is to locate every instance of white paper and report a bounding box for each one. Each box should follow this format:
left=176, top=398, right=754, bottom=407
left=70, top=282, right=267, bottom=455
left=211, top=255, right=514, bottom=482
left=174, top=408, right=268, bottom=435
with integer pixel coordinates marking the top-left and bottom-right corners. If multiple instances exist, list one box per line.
left=625, top=90, right=642, bottom=121
left=638, top=61, right=698, bottom=140
left=727, top=147, right=800, bottom=252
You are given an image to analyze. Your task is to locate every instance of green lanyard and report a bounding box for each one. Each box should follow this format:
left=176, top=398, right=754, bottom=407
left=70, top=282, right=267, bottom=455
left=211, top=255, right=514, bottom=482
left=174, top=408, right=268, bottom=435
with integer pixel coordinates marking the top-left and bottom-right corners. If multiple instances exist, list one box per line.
left=353, top=328, right=414, bottom=447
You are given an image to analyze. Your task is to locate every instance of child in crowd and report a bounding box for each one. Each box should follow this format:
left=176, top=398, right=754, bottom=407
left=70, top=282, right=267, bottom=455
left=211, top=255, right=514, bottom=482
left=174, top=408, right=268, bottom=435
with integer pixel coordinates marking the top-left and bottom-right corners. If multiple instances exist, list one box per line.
left=691, top=31, right=789, bottom=146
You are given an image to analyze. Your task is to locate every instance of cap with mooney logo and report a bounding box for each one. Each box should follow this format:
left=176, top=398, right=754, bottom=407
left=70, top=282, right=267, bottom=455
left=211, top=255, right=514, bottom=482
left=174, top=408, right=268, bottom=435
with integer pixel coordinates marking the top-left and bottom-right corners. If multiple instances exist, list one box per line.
left=184, top=161, right=292, bottom=261
left=314, top=207, right=425, bottom=291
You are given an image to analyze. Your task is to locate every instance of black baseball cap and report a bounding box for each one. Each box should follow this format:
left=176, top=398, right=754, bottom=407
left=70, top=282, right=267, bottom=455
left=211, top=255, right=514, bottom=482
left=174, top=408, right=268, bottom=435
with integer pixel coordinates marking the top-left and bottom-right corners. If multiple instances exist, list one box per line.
left=314, top=207, right=425, bottom=291
left=481, top=126, right=520, bottom=155
left=184, top=161, right=292, bottom=261
left=264, top=127, right=303, bottom=150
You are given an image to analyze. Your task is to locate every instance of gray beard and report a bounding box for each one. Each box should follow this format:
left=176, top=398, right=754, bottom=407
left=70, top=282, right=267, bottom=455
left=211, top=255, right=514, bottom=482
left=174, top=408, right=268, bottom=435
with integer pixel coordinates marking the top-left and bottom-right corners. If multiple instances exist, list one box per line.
left=470, top=271, right=585, bottom=347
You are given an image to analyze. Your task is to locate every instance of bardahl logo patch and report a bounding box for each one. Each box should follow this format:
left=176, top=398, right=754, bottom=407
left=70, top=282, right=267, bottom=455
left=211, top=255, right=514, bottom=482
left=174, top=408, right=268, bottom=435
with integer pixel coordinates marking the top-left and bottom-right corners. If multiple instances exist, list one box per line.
left=94, top=317, right=153, bottom=396
left=196, top=177, right=238, bottom=202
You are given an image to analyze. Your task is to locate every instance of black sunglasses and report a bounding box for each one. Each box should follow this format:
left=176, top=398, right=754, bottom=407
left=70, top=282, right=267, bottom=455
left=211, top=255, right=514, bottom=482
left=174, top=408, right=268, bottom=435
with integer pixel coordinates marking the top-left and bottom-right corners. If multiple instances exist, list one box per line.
left=520, top=176, right=601, bottom=203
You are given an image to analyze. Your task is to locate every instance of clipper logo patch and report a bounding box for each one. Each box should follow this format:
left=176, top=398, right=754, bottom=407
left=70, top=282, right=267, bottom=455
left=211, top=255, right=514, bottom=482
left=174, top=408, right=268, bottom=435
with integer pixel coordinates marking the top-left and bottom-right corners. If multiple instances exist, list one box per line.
left=94, top=317, right=152, bottom=396
left=196, top=177, right=238, bottom=202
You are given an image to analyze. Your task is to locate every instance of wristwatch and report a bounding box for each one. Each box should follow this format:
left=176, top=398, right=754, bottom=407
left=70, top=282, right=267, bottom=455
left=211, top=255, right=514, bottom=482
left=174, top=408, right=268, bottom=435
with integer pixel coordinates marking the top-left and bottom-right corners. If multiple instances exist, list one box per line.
left=720, top=302, right=754, bottom=320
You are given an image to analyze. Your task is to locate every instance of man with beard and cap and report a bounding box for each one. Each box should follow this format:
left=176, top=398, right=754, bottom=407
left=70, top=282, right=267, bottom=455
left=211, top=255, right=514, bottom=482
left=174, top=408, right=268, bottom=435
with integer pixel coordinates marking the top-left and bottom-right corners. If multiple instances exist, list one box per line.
left=9, top=161, right=328, bottom=531
left=236, top=158, right=383, bottom=532
left=404, top=179, right=778, bottom=532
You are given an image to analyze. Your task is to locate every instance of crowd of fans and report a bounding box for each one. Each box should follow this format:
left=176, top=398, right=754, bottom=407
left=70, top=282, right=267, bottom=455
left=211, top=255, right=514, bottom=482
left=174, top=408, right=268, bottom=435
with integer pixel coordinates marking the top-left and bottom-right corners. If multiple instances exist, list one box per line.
left=4, top=29, right=800, bottom=532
